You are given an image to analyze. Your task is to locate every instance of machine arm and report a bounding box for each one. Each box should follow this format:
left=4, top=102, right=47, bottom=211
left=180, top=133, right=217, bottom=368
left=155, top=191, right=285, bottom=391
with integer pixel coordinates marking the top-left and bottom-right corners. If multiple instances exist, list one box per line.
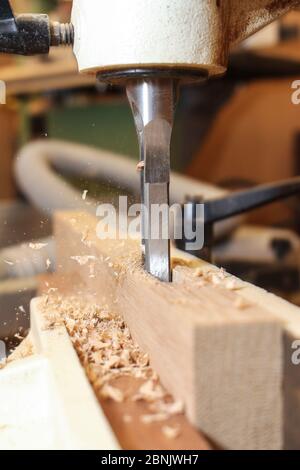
left=179, top=177, right=300, bottom=262
left=0, top=0, right=73, bottom=55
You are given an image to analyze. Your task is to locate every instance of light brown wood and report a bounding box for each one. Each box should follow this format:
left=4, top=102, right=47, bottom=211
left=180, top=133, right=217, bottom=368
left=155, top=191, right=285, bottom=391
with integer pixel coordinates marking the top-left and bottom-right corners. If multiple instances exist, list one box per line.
left=54, top=211, right=287, bottom=450
left=38, top=273, right=213, bottom=451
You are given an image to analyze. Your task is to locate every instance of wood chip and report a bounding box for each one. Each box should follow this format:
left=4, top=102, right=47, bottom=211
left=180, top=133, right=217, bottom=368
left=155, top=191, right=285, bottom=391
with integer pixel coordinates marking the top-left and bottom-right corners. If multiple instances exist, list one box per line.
left=162, top=425, right=181, bottom=439
left=140, top=413, right=168, bottom=424
left=136, top=161, right=145, bottom=172
left=29, top=242, right=48, bottom=250
left=3, top=260, right=14, bottom=266
left=134, top=380, right=166, bottom=403
left=70, top=255, right=97, bottom=266
left=123, top=414, right=133, bottom=424
left=234, top=296, right=252, bottom=310
left=225, top=279, right=242, bottom=291
left=7, top=336, right=34, bottom=364
left=100, top=384, right=124, bottom=403
left=152, top=400, right=184, bottom=416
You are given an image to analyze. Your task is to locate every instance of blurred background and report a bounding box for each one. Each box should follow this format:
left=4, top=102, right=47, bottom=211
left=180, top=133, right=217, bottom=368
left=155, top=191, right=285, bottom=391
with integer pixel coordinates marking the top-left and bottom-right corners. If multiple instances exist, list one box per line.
left=2, top=1, right=300, bottom=355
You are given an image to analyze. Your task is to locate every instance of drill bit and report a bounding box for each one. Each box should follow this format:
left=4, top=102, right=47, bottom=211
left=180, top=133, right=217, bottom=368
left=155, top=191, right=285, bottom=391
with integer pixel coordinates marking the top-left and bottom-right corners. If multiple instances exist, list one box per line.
left=127, top=78, right=178, bottom=282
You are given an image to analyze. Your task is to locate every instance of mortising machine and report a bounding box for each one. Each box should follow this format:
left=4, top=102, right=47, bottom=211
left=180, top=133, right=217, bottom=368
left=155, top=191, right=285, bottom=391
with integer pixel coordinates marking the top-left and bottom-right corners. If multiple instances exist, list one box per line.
left=2, top=0, right=300, bottom=282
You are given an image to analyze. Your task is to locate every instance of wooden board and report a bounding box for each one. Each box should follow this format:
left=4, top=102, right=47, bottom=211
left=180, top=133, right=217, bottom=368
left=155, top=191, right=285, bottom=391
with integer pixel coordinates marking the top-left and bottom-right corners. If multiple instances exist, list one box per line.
left=53, top=211, right=289, bottom=450
left=39, top=273, right=212, bottom=451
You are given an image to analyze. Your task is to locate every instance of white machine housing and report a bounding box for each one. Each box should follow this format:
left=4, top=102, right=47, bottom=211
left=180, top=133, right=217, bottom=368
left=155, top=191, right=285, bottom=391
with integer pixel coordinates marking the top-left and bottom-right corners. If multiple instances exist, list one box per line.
left=71, top=0, right=298, bottom=78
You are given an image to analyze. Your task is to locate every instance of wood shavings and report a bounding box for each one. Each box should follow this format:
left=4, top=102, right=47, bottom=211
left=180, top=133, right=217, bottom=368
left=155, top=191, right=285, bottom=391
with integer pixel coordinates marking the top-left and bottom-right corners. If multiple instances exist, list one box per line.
left=100, top=384, right=124, bottom=403
left=193, top=268, right=245, bottom=293
left=136, top=161, right=145, bottom=172
left=29, top=242, right=48, bottom=250
left=194, top=268, right=204, bottom=278
left=46, top=259, right=52, bottom=269
left=47, top=288, right=58, bottom=294
left=151, top=400, right=184, bottom=416
left=123, top=414, right=133, bottom=424
left=234, top=296, right=252, bottom=310
left=89, top=263, right=96, bottom=279
left=134, top=380, right=166, bottom=403
left=225, top=279, right=243, bottom=291
left=39, top=294, right=185, bottom=427
left=14, top=333, right=24, bottom=341
left=82, top=190, right=88, bottom=201
left=81, top=229, right=88, bottom=242
left=18, top=305, right=26, bottom=313
left=3, top=259, right=14, bottom=266
left=162, top=424, right=181, bottom=439
left=70, top=255, right=97, bottom=266
left=6, top=335, right=34, bottom=365
left=81, top=229, right=92, bottom=248
left=211, top=273, right=223, bottom=286
left=172, top=258, right=199, bottom=270
left=140, top=413, right=168, bottom=424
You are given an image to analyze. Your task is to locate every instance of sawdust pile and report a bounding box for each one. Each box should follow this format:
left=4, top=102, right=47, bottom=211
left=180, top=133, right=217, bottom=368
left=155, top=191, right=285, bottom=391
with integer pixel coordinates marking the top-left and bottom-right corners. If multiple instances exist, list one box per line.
left=40, top=294, right=184, bottom=435
left=0, top=335, right=34, bottom=369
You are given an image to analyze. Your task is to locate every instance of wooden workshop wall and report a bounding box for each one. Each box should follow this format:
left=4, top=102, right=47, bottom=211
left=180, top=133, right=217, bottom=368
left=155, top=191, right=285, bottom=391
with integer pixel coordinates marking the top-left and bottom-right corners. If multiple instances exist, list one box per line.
left=0, top=107, right=18, bottom=199
left=0, top=16, right=19, bottom=200
left=188, top=78, right=300, bottom=226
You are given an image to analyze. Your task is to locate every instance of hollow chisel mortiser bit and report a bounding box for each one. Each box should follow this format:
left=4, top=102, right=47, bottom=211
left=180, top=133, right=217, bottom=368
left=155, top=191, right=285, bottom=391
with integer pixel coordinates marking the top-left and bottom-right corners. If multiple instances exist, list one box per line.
left=127, top=79, right=178, bottom=282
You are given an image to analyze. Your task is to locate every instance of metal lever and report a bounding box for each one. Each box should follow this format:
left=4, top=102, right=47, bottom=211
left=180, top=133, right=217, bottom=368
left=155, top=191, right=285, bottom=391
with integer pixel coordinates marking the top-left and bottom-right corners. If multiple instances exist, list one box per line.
left=204, top=177, right=300, bottom=224
left=178, top=177, right=300, bottom=262
left=0, top=0, right=73, bottom=56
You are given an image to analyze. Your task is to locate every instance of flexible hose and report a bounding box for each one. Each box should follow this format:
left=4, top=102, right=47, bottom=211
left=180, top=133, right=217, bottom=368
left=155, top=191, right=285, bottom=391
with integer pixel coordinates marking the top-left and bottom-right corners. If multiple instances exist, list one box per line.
left=14, top=138, right=231, bottom=210
left=8, top=139, right=240, bottom=279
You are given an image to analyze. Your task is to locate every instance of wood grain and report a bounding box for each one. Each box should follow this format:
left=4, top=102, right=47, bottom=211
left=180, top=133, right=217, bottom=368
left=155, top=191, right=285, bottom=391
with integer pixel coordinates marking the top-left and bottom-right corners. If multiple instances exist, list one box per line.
left=39, top=273, right=213, bottom=451
left=54, top=211, right=286, bottom=450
